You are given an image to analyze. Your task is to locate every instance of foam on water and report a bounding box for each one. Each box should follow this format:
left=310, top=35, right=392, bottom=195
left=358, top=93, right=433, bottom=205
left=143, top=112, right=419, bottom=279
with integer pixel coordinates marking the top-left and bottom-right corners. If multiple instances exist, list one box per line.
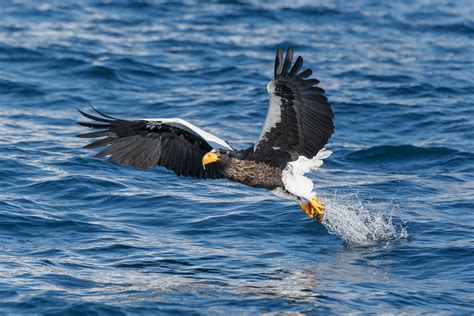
left=321, top=193, right=408, bottom=246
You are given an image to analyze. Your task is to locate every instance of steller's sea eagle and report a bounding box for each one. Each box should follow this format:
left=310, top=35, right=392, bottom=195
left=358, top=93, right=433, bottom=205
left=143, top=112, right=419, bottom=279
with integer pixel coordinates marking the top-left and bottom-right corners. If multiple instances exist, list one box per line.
left=77, top=48, right=334, bottom=223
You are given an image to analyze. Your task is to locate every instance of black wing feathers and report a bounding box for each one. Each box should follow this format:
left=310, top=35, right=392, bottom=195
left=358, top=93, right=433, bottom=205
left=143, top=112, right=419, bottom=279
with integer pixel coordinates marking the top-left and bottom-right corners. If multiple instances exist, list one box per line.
left=77, top=107, right=223, bottom=179
left=298, top=68, right=312, bottom=78
left=288, top=56, right=303, bottom=78
left=252, top=47, right=334, bottom=168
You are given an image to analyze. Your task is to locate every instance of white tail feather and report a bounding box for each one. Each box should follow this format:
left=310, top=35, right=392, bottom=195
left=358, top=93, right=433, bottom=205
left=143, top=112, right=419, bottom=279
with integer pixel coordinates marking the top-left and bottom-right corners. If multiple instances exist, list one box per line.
left=282, top=148, right=332, bottom=201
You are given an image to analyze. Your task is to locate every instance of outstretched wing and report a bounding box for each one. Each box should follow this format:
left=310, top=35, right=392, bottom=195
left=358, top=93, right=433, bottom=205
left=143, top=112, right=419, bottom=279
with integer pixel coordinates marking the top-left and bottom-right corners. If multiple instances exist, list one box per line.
left=77, top=106, right=233, bottom=179
left=252, top=48, right=334, bottom=168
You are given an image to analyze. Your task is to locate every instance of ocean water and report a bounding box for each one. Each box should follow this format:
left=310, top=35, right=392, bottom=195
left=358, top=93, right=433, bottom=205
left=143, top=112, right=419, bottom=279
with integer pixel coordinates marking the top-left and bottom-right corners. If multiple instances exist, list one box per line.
left=0, top=0, right=473, bottom=314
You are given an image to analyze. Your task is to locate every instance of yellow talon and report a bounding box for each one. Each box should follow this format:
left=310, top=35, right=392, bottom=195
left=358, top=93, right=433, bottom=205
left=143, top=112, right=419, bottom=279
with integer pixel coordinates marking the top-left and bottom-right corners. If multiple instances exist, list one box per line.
left=309, top=196, right=325, bottom=216
left=300, top=201, right=314, bottom=219
left=299, top=196, right=325, bottom=223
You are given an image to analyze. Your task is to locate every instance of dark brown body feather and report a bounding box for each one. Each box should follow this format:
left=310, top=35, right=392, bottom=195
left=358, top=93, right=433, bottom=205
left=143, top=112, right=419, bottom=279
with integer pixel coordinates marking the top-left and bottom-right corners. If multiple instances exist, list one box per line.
left=219, top=155, right=283, bottom=190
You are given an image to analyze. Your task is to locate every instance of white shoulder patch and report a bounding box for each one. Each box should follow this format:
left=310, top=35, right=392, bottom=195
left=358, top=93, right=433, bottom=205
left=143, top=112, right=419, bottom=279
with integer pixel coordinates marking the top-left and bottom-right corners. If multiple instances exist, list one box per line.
left=143, top=118, right=233, bottom=151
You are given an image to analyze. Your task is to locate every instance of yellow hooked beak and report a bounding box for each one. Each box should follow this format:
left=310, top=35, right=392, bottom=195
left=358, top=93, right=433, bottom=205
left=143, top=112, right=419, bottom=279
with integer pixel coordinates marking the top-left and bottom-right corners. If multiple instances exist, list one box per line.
left=202, top=151, right=220, bottom=169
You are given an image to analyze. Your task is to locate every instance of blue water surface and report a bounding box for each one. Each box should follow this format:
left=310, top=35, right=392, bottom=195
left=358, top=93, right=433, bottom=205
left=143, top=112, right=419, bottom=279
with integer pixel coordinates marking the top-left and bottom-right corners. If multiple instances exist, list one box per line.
left=0, top=0, right=473, bottom=314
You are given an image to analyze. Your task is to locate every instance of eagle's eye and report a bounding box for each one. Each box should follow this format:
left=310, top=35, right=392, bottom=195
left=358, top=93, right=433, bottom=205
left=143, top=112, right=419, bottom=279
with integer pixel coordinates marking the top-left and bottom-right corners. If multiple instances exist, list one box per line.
left=211, top=149, right=221, bottom=156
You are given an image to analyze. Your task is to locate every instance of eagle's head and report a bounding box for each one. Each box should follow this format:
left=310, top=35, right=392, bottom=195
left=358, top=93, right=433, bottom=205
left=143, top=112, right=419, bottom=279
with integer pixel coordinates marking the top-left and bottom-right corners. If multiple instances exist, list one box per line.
left=202, top=149, right=221, bottom=169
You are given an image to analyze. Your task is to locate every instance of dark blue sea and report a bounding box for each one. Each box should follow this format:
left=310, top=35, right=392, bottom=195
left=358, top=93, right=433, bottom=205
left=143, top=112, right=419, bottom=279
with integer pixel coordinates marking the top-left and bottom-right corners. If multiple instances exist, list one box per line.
left=1, top=0, right=473, bottom=314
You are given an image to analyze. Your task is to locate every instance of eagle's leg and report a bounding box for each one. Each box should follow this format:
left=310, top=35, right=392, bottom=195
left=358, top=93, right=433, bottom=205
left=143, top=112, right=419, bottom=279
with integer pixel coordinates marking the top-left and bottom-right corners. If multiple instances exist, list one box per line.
left=282, top=168, right=326, bottom=223
left=299, top=196, right=325, bottom=223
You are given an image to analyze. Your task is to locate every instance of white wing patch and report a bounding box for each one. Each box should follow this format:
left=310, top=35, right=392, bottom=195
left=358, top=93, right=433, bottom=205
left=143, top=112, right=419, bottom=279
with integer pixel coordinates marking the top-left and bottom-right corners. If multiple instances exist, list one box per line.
left=143, top=118, right=233, bottom=151
left=282, top=148, right=332, bottom=201
left=254, top=80, right=282, bottom=151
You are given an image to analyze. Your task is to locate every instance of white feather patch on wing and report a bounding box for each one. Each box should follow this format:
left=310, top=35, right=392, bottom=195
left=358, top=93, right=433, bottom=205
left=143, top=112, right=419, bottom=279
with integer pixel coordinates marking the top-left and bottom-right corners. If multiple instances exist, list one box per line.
left=282, top=148, right=332, bottom=201
left=143, top=118, right=233, bottom=151
left=254, top=80, right=282, bottom=151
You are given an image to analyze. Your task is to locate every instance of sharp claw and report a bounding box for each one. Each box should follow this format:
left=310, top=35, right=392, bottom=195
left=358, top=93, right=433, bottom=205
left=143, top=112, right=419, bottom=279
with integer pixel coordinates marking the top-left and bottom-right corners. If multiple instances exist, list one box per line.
left=300, top=196, right=325, bottom=223
left=315, top=213, right=323, bottom=223
left=309, top=196, right=325, bottom=216
left=300, top=202, right=314, bottom=219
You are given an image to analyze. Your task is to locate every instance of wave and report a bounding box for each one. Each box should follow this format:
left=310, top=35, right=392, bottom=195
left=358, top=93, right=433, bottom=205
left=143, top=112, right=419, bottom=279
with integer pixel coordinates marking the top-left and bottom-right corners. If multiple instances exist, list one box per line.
left=0, top=44, right=43, bottom=62
left=346, top=145, right=471, bottom=164
left=0, top=78, right=46, bottom=97
left=397, top=20, right=474, bottom=35
left=75, top=65, right=119, bottom=80
left=15, top=174, right=126, bottom=200
left=0, top=210, right=117, bottom=238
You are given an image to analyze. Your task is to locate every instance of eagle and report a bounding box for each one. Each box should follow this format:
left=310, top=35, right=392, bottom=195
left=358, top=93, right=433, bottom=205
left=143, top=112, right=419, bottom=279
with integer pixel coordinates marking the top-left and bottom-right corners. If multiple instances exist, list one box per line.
left=77, top=48, right=334, bottom=223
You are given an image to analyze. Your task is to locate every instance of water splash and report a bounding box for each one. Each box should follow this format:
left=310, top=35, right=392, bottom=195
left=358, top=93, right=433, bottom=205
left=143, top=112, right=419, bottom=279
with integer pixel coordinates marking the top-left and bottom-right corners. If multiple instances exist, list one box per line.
left=321, top=193, right=408, bottom=246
